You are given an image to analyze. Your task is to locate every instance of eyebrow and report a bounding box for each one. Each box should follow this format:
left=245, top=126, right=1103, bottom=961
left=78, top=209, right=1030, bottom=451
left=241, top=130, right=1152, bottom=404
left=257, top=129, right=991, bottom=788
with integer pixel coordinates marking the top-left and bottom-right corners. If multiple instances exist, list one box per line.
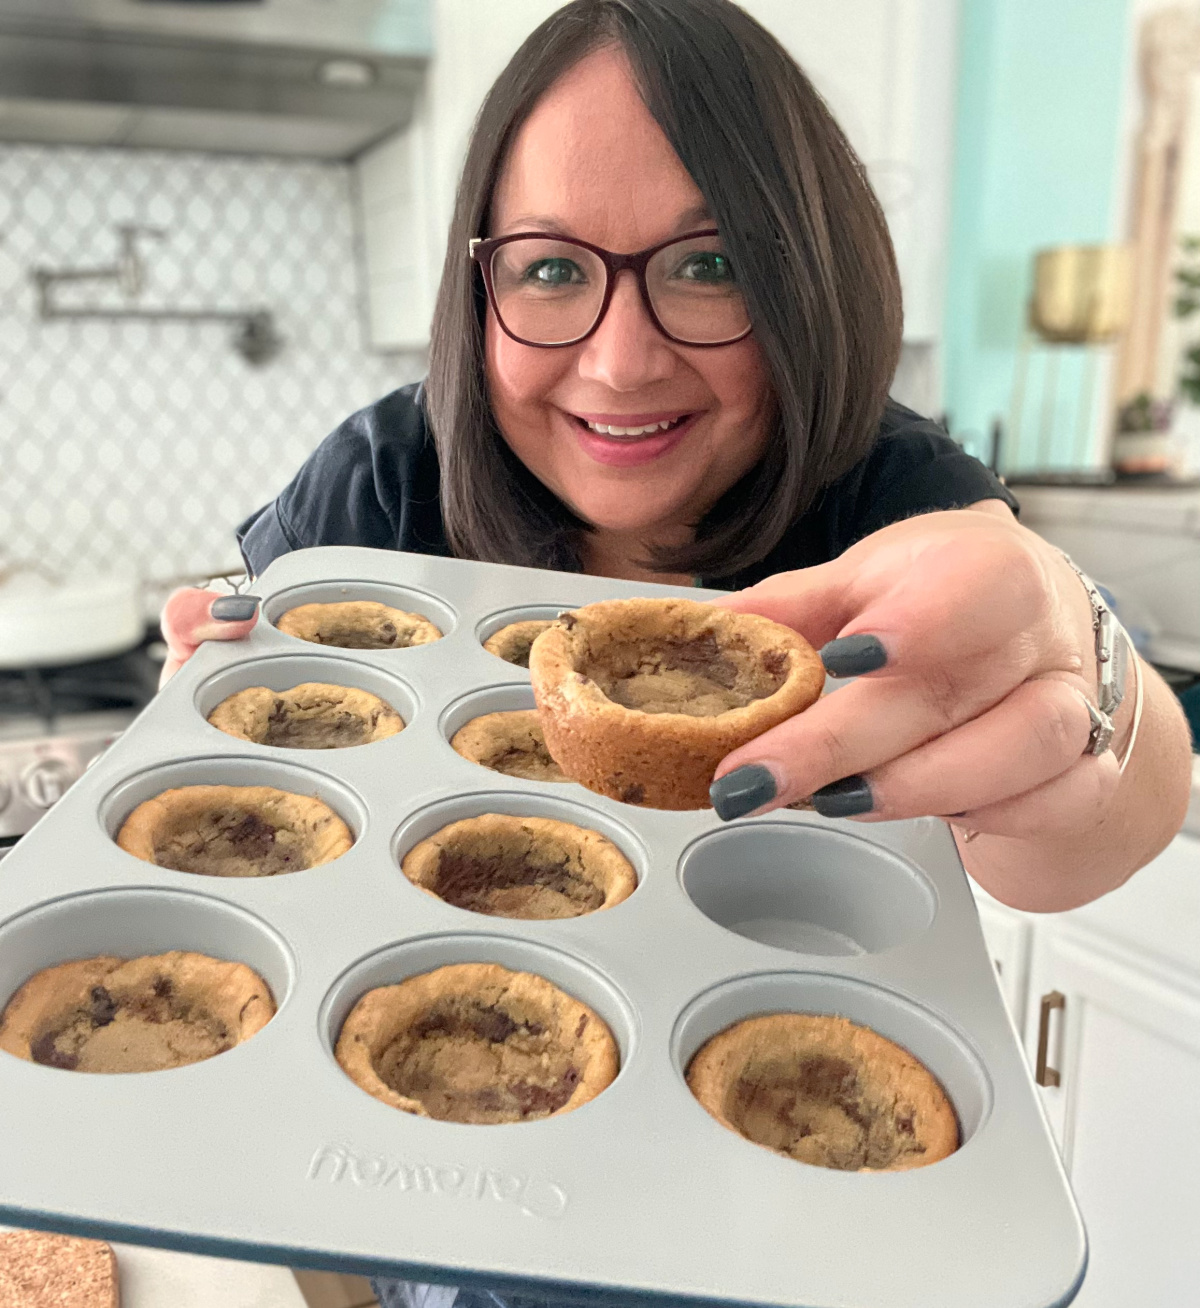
left=496, top=202, right=715, bottom=239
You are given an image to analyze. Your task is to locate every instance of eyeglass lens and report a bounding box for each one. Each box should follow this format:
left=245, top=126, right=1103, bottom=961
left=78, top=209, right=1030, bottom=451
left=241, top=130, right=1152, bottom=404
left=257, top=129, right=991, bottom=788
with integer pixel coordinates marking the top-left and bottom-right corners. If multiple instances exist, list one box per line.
left=487, top=234, right=750, bottom=345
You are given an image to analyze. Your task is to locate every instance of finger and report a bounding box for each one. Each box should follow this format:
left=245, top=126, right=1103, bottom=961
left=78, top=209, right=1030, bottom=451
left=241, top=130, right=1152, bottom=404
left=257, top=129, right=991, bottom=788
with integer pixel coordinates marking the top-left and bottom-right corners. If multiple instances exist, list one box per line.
left=951, top=749, right=1119, bottom=839
left=160, top=588, right=260, bottom=666
left=722, top=527, right=1053, bottom=682
left=714, top=560, right=860, bottom=650
left=710, top=667, right=1017, bottom=818
left=844, top=679, right=1095, bottom=821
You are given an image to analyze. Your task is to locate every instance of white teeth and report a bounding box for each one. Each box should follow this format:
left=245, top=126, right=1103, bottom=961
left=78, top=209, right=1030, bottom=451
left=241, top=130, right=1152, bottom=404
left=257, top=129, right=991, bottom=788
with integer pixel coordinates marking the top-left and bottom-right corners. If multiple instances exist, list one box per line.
left=584, top=418, right=678, bottom=436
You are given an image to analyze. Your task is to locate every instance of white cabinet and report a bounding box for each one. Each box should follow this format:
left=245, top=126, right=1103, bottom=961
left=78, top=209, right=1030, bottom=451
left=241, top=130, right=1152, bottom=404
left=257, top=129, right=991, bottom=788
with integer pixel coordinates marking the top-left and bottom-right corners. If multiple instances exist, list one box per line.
left=972, top=833, right=1200, bottom=1307
left=1024, top=926, right=1200, bottom=1307
left=357, top=0, right=960, bottom=352
left=974, top=894, right=1031, bottom=1036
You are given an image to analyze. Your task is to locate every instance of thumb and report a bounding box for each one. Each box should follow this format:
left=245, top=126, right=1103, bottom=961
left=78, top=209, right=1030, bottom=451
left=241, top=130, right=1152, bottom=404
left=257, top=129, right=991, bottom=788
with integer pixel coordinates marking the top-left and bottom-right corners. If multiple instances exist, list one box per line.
left=713, top=558, right=859, bottom=651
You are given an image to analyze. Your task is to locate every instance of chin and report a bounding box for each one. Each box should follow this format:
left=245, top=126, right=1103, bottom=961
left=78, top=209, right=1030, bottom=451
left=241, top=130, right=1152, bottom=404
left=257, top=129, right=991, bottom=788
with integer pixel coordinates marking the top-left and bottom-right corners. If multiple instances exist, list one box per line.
left=568, top=492, right=693, bottom=538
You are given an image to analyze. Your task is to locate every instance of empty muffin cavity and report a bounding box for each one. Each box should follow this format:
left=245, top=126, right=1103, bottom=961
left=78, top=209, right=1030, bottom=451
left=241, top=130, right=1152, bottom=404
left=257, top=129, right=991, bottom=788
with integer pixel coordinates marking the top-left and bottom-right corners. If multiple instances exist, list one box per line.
left=116, top=784, right=353, bottom=877
left=401, top=813, right=635, bottom=919
left=450, top=709, right=566, bottom=782
left=208, top=683, right=404, bottom=749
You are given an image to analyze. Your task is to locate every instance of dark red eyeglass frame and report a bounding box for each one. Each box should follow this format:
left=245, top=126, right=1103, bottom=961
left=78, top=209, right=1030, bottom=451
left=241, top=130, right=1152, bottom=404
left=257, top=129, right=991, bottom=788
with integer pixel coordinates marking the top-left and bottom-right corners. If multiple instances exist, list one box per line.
left=468, top=229, right=753, bottom=349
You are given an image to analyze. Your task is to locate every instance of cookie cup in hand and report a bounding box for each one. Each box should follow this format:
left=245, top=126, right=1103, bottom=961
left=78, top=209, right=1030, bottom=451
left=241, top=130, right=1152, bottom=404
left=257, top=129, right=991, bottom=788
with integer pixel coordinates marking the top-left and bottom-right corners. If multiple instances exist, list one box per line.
left=529, top=598, right=824, bottom=809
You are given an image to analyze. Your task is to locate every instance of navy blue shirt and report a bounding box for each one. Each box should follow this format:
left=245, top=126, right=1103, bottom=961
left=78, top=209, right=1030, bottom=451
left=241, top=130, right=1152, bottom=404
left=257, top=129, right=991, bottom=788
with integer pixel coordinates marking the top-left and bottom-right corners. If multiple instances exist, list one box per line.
left=238, top=383, right=1016, bottom=584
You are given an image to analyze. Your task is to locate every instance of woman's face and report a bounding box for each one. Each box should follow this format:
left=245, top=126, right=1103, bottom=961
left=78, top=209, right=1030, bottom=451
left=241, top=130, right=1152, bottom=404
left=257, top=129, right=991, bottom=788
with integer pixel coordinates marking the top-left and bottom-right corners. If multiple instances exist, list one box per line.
left=485, top=46, right=774, bottom=553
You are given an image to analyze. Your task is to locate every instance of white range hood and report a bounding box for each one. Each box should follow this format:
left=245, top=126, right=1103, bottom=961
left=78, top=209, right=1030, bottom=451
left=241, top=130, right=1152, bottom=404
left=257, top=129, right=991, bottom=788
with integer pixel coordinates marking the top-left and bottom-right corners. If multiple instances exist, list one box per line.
left=0, top=0, right=430, bottom=158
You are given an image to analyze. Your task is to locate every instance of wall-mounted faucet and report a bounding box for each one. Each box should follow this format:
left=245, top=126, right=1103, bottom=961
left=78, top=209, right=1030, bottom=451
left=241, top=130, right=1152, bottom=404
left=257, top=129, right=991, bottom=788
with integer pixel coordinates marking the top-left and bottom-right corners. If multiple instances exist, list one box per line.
left=32, top=224, right=164, bottom=306
left=31, top=225, right=283, bottom=366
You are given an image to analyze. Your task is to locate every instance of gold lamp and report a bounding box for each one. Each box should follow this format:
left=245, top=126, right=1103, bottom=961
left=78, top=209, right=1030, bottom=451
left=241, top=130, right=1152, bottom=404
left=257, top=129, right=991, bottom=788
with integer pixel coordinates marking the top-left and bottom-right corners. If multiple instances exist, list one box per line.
left=1008, top=243, right=1133, bottom=471
left=1029, top=245, right=1133, bottom=344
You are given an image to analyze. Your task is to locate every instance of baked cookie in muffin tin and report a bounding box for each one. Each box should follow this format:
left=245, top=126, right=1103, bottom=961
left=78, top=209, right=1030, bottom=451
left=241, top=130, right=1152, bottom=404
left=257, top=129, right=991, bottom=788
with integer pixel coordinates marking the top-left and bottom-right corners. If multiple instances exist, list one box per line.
left=335, top=962, right=618, bottom=1122
left=116, top=784, right=353, bottom=877
left=0, top=546, right=1085, bottom=1308
left=208, top=682, right=404, bottom=749
left=0, top=951, right=274, bottom=1074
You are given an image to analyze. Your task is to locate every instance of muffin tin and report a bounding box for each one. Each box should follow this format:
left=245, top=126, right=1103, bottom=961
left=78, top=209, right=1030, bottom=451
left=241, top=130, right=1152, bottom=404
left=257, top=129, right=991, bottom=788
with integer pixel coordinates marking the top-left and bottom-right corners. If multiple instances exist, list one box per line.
left=0, top=546, right=1085, bottom=1308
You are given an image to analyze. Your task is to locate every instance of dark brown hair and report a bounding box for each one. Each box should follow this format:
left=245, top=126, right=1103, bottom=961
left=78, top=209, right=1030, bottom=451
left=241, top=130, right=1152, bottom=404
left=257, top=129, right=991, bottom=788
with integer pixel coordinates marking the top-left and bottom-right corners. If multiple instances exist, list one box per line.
left=426, top=0, right=902, bottom=580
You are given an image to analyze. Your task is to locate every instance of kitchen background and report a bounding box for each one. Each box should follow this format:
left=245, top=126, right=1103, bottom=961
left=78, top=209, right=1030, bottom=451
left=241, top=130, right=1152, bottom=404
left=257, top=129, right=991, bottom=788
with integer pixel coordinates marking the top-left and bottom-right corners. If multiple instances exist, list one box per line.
left=1, top=2, right=1199, bottom=1308
left=0, top=145, right=422, bottom=583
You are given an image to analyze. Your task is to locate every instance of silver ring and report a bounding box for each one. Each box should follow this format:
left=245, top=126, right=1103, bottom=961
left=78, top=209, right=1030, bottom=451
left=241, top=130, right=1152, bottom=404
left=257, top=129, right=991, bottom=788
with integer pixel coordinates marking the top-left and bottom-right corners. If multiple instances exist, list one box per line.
left=1084, top=700, right=1115, bottom=756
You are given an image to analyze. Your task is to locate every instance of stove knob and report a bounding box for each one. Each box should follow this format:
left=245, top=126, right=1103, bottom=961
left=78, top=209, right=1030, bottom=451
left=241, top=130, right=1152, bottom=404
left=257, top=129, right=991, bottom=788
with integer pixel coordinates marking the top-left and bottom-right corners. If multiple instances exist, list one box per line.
left=22, top=760, right=75, bottom=809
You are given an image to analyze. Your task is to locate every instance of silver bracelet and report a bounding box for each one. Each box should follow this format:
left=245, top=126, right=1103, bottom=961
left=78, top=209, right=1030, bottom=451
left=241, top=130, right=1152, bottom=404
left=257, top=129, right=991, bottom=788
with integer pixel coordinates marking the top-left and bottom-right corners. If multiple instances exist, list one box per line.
left=1059, top=552, right=1128, bottom=756
left=1116, top=639, right=1144, bottom=775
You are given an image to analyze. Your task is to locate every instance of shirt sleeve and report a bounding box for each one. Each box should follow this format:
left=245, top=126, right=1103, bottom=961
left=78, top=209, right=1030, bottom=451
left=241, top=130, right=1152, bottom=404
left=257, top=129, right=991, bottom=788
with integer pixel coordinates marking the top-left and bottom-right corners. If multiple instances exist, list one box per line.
left=236, top=384, right=438, bottom=579
left=838, top=409, right=1019, bottom=548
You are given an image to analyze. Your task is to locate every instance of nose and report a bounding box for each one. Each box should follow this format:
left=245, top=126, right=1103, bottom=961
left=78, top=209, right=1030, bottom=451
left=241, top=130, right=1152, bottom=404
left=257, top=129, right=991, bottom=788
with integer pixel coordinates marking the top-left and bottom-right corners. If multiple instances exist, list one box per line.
left=576, top=268, right=677, bottom=390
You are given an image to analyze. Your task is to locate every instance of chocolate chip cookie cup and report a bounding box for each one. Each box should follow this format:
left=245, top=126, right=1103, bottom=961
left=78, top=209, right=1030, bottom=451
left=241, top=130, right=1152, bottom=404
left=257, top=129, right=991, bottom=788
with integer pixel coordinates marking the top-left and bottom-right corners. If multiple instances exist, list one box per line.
left=483, top=620, right=556, bottom=668
left=0, top=950, right=275, bottom=1074
left=686, top=1012, right=959, bottom=1172
left=335, top=962, right=618, bottom=1123
left=400, top=813, right=636, bottom=919
left=116, top=783, right=353, bottom=877
left=277, top=600, right=442, bottom=650
left=529, top=598, right=824, bottom=809
left=450, top=710, right=567, bottom=782
left=208, top=682, right=404, bottom=749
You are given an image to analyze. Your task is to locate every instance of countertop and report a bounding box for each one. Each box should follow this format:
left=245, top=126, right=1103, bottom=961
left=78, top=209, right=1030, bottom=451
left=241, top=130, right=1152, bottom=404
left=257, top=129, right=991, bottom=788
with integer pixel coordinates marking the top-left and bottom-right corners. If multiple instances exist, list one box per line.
left=0, top=1227, right=309, bottom=1307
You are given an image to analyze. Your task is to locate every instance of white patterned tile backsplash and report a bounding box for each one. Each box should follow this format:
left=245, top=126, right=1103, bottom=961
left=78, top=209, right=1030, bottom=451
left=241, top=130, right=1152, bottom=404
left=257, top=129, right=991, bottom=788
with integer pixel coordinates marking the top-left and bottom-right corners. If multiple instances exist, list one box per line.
left=0, top=144, right=423, bottom=589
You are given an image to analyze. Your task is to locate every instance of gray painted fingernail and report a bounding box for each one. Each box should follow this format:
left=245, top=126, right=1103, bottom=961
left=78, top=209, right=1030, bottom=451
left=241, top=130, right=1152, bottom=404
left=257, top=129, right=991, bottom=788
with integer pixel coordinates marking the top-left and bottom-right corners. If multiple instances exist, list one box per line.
left=210, top=595, right=260, bottom=622
left=710, top=765, right=777, bottom=821
left=820, top=634, right=887, bottom=677
left=811, top=775, right=874, bottom=817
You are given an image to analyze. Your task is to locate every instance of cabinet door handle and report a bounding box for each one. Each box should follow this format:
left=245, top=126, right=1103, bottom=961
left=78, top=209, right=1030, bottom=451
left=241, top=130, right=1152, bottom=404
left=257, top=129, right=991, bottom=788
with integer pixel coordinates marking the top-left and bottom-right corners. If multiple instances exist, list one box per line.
left=1035, top=990, right=1066, bottom=1087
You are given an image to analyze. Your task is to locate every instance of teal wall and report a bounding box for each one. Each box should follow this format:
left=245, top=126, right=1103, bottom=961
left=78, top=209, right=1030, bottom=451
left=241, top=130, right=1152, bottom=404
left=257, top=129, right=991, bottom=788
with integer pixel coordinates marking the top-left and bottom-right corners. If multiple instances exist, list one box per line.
left=944, top=0, right=1130, bottom=468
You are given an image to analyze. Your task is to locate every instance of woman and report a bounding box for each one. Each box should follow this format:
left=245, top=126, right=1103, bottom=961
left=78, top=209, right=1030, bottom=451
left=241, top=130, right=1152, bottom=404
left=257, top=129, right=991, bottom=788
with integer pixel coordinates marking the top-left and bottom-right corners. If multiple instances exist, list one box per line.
left=167, top=0, right=1189, bottom=911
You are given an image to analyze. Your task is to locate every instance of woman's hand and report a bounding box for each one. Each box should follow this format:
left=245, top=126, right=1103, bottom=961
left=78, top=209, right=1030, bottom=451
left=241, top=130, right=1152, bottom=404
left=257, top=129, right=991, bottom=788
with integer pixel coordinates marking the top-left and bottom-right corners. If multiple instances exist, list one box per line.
left=159, top=588, right=260, bottom=687
left=710, top=505, right=1192, bottom=910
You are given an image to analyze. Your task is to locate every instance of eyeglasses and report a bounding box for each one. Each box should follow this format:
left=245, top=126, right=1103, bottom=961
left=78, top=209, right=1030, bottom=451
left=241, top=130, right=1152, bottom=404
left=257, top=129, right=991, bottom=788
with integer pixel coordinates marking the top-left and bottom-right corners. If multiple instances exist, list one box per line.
left=468, top=229, right=752, bottom=348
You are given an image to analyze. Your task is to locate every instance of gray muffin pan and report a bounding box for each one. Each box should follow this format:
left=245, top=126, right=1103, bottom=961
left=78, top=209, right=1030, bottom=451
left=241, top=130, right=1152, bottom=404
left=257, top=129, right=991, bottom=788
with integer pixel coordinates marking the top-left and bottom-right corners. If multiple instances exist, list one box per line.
left=0, top=546, right=1085, bottom=1307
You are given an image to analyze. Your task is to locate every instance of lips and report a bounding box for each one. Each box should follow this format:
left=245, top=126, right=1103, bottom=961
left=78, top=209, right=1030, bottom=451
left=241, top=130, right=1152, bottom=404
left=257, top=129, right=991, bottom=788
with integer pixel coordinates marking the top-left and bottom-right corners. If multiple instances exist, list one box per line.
left=571, top=412, right=691, bottom=440
left=565, top=409, right=699, bottom=468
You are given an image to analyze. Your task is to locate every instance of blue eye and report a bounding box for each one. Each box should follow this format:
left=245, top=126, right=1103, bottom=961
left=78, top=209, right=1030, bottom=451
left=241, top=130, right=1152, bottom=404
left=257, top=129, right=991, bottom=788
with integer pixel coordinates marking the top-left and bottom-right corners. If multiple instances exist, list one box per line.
left=673, top=252, right=734, bottom=283
left=522, top=258, right=586, bottom=287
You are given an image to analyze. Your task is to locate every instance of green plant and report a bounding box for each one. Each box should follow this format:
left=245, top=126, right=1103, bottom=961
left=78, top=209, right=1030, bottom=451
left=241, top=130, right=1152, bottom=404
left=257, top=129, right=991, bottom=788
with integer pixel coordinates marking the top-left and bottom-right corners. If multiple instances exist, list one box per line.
left=1117, top=391, right=1173, bottom=434
left=1174, top=234, right=1200, bottom=404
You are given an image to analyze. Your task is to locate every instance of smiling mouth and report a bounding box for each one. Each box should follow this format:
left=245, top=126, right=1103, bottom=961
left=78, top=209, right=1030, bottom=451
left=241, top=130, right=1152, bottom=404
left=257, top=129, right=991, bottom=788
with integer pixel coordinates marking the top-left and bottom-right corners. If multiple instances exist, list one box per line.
left=572, top=414, right=692, bottom=440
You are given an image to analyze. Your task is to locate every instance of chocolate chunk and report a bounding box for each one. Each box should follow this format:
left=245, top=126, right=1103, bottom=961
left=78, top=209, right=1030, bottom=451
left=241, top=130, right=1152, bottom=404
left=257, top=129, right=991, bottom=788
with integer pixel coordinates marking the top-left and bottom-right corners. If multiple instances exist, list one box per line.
left=30, top=1031, right=78, bottom=1070
left=379, top=621, right=397, bottom=644
left=89, top=985, right=118, bottom=1028
left=660, top=632, right=739, bottom=690
left=559, top=612, right=578, bottom=630
left=224, top=811, right=277, bottom=857
left=794, top=1055, right=859, bottom=1102
left=761, top=649, right=788, bottom=679
left=620, top=783, right=646, bottom=805
left=510, top=1075, right=576, bottom=1117
left=468, top=1004, right=519, bottom=1044
left=433, top=849, right=603, bottom=915
left=153, top=976, right=174, bottom=999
